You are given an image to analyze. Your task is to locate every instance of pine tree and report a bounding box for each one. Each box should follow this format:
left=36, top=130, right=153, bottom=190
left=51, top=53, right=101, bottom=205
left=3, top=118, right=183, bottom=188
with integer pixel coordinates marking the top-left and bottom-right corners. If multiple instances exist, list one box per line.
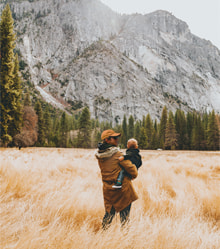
left=60, top=111, right=68, bottom=133
left=151, top=120, right=159, bottom=149
left=191, top=114, right=205, bottom=150
left=121, top=115, right=128, bottom=148
left=77, top=107, right=91, bottom=148
left=216, top=115, right=220, bottom=150
left=94, top=129, right=101, bottom=148
left=24, top=92, right=31, bottom=106
left=69, top=115, right=76, bottom=130
left=158, top=106, right=168, bottom=149
left=154, top=119, right=158, bottom=133
left=8, top=54, right=22, bottom=139
left=52, top=117, right=61, bottom=147
left=0, top=4, right=16, bottom=145
left=202, top=112, right=209, bottom=132
left=134, top=121, right=141, bottom=142
left=139, top=127, right=148, bottom=149
left=202, top=112, right=209, bottom=150
left=60, top=111, right=68, bottom=147
left=35, top=101, right=45, bottom=146
left=128, top=115, right=134, bottom=139
left=43, top=106, right=52, bottom=146
left=165, top=111, right=178, bottom=150
left=100, top=120, right=112, bottom=131
left=174, top=109, right=187, bottom=149
left=145, top=113, right=153, bottom=149
left=142, top=115, right=146, bottom=128
left=207, top=111, right=219, bottom=150
left=186, top=112, right=193, bottom=149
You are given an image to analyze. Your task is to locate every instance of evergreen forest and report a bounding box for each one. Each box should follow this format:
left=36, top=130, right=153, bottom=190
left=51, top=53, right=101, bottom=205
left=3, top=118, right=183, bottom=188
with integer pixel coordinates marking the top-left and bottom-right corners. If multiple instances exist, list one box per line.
left=1, top=4, right=220, bottom=150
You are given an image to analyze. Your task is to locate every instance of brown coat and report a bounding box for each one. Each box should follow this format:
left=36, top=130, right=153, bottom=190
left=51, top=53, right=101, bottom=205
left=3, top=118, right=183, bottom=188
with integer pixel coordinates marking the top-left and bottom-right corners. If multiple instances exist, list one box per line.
left=95, top=147, right=138, bottom=213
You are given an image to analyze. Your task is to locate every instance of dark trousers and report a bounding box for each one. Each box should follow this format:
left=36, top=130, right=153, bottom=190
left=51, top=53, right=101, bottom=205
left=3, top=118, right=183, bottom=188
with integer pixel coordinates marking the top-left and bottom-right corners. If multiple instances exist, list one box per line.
left=102, top=203, right=131, bottom=230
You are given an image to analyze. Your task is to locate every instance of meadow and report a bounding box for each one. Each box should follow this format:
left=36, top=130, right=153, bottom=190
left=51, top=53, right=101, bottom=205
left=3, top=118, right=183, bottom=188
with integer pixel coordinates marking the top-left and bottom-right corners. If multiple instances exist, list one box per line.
left=0, top=148, right=220, bottom=249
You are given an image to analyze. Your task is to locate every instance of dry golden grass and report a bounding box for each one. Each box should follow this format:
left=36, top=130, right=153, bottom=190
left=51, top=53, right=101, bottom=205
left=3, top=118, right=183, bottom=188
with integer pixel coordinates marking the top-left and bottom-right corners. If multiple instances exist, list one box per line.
left=0, top=148, right=220, bottom=249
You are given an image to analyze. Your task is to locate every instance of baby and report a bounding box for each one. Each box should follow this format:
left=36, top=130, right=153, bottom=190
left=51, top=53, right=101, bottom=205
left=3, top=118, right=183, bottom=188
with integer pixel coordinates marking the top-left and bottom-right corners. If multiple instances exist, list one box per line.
left=112, top=138, right=142, bottom=188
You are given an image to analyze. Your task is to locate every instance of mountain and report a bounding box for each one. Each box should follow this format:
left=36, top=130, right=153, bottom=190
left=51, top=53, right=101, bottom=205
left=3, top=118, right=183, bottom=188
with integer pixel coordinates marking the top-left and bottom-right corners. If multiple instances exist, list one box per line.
left=1, top=0, right=220, bottom=122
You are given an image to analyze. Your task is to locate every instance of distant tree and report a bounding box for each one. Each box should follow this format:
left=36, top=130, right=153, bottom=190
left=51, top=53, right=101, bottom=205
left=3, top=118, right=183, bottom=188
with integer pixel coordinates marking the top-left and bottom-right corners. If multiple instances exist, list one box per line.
left=165, top=111, right=178, bottom=150
left=14, top=106, right=38, bottom=148
left=207, top=110, right=219, bottom=150
left=128, top=115, right=134, bottom=139
left=158, top=106, right=168, bottom=149
left=121, top=115, right=128, bottom=148
left=95, top=119, right=99, bottom=129
left=202, top=112, right=209, bottom=149
left=24, top=92, right=31, bottom=106
left=70, top=115, right=77, bottom=130
left=154, top=119, right=158, bottom=133
left=60, top=111, right=68, bottom=147
left=35, top=101, right=45, bottom=146
left=93, top=128, right=101, bottom=148
left=216, top=115, right=220, bottom=149
left=0, top=4, right=20, bottom=145
left=134, top=121, right=141, bottom=142
left=138, top=126, right=148, bottom=149
left=186, top=112, right=193, bottom=149
left=100, top=120, right=112, bottom=131
left=8, top=54, right=22, bottom=140
left=52, top=117, right=61, bottom=147
left=202, top=112, right=209, bottom=132
left=91, top=119, right=96, bottom=130
left=43, top=106, right=52, bottom=146
left=191, top=114, right=205, bottom=150
left=174, top=109, right=187, bottom=149
left=60, top=111, right=68, bottom=133
left=151, top=120, right=159, bottom=149
left=142, top=115, right=146, bottom=128
left=145, top=113, right=153, bottom=148
left=77, top=107, right=91, bottom=148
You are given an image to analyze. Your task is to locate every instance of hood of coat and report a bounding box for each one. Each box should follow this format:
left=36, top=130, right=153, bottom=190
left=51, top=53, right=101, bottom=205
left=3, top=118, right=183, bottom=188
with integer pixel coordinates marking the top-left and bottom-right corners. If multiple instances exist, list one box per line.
left=126, top=148, right=140, bottom=155
left=95, top=145, right=120, bottom=159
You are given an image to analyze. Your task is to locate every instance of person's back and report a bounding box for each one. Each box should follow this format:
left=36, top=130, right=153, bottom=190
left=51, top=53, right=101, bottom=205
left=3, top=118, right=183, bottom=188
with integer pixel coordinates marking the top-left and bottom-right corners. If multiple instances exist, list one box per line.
left=95, top=130, right=138, bottom=229
left=96, top=143, right=123, bottom=183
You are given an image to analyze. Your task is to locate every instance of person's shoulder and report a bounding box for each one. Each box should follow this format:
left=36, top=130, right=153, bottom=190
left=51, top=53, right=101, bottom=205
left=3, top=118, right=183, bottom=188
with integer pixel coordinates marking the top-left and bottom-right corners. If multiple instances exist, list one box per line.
left=96, top=146, right=120, bottom=159
left=115, top=150, right=123, bottom=156
left=111, top=149, right=123, bottom=157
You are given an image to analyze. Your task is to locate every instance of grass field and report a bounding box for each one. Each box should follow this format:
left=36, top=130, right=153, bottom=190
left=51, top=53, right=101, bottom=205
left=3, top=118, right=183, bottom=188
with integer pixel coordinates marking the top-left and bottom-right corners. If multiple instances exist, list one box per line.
left=0, top=148, right=220, bottom=249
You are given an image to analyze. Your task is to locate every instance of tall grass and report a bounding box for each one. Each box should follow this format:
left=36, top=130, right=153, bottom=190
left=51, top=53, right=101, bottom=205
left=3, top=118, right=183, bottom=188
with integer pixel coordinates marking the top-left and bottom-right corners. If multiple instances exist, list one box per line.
left=0, top=148, right=220, bottom=249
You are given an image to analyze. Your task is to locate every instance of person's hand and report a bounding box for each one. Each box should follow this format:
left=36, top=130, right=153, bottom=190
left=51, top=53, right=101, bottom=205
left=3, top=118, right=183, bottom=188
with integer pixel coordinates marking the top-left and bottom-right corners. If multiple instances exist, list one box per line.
left=119, top=156, right=124, bottom=161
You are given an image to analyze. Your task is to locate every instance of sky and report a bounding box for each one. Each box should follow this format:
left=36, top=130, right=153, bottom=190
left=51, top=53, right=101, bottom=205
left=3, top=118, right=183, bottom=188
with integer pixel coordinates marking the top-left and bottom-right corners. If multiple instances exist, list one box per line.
left=100, top=0, right=220, bottom=50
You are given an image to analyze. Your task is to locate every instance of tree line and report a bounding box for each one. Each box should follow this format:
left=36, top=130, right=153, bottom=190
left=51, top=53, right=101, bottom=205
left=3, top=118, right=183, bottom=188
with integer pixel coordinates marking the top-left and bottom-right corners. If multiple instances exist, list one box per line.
left=16, top=102, right=220, bottom=150
left=1, top=4, right=220, bottom=150
left=118, top=107, right=220, bottom=150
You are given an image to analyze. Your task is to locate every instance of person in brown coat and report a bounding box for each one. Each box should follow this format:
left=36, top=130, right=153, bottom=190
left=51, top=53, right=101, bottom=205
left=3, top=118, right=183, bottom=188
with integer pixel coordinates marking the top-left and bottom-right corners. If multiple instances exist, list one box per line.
left=95, top=129, right=138, bottom=229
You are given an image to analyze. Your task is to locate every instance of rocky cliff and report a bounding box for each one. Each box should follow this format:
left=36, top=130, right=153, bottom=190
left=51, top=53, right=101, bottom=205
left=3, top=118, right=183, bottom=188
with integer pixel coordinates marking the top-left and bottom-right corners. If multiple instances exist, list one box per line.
left=1, top=0, right=220, bottom=122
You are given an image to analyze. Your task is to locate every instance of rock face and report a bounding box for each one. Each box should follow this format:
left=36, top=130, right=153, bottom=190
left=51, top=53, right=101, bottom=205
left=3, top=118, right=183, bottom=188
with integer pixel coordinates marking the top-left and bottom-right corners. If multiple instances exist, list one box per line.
left=1, top=0, right=220, bottom=122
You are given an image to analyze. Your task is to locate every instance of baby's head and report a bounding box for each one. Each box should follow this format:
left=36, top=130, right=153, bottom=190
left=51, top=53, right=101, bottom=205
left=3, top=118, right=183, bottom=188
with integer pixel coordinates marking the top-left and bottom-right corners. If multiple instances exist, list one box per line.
left=127, top=138, right=138, bottom=149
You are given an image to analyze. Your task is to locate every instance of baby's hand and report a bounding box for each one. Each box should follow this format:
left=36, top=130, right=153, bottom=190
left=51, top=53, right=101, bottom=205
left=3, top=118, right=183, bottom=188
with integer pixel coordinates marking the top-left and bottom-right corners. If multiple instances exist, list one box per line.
left=119, top=156, right=124, bottom=161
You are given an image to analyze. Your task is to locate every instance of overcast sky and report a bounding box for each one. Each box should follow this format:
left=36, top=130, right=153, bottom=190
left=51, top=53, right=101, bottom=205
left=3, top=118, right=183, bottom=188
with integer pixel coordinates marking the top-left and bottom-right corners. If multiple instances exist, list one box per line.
left=100, top=0, right=220, bottom=50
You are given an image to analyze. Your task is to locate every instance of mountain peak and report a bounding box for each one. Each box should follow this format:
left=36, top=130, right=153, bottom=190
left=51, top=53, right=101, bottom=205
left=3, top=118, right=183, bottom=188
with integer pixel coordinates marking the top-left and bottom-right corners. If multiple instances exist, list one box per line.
left=1, top=0, right=219, bottom=121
